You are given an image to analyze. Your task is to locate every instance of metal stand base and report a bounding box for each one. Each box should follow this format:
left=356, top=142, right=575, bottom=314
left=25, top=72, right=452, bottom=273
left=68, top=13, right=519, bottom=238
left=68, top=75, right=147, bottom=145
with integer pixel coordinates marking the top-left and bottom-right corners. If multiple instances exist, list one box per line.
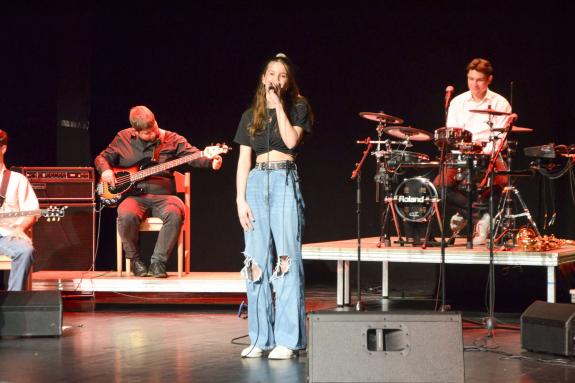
left=493, top=185, right=540, bottom=246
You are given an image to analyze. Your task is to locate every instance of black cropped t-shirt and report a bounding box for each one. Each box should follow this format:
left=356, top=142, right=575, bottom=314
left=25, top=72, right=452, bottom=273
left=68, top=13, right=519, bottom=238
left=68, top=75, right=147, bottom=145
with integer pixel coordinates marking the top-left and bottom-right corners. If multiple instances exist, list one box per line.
left=233, top=100, right=312, bottom=156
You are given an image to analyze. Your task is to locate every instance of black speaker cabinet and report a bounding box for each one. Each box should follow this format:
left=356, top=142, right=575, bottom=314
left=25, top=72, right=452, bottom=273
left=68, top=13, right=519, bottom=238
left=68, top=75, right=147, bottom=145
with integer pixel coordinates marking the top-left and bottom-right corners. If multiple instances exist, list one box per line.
left=308, top=311, right=464, bottom=383
left=0, top=291, right=62, bottom=336
left=521, top=300, right=575, bottom=356
left=33, top=203, right=95, bottom=271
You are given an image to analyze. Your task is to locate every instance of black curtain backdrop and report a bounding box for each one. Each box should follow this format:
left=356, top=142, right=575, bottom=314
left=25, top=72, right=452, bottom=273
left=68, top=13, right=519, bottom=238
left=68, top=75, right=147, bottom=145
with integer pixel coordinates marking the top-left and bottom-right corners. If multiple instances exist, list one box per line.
left=1, top=2, right=574, bottom=308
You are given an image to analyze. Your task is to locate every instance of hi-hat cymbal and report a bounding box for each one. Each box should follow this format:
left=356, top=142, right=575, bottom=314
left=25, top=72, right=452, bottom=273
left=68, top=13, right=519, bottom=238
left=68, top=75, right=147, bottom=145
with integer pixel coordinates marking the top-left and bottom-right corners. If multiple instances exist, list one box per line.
left=383, top=126, right=433, bottom=142
left=469, top=108, right=511, bottom=116
left=359, top=111, right=404, bottom=125
left=493, top=126, right=534, bottom=133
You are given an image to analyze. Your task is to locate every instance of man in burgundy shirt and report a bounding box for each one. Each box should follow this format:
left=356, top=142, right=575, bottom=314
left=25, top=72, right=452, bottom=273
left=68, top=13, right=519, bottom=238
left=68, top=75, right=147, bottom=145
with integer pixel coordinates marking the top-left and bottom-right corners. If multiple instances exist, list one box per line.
left=95, top=106, right=222, bottom=277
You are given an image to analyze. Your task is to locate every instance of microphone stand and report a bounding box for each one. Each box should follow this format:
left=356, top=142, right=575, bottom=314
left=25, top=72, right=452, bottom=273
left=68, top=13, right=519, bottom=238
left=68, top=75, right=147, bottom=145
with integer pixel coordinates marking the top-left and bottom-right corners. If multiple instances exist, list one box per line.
left=437, top=94, right=452, bottom=312
left=439, top=86, right=453, bottom=312
left=486, top=153, right=496, bottom=337
left=438, top=141, right=449, bottom=312
left=351, top=137, right=373, bottom=311
left=481, top=112, right=516, bottom=339
left=466, top=156, right=474, bottom=249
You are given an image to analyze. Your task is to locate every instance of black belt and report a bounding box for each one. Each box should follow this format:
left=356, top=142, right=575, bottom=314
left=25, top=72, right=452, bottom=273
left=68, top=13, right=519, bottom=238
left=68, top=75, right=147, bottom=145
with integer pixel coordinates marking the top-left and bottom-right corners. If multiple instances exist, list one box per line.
left=254, top=161, right=296, bottom=170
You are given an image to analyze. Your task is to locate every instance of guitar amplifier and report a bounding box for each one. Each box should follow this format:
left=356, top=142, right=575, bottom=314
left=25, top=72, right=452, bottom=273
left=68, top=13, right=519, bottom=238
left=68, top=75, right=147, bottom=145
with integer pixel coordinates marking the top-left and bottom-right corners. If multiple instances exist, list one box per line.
left=11, top=166, right=95, bottom=201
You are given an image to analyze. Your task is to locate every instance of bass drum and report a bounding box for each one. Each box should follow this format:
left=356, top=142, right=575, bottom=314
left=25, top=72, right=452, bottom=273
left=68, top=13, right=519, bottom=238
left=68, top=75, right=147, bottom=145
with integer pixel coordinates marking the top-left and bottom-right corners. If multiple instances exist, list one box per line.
left=394, top=177, right=438, bottom=222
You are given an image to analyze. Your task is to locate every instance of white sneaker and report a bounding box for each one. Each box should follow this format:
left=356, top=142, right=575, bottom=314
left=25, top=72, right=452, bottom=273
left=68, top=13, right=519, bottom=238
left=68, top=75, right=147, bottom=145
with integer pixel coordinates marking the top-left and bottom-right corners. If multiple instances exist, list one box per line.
left=241, top=345, right=263, bottom=358
left=473, top=213, right=490, bottom=245
left=268, top=345, right=294, bottom=359
left=449, top=213, right=466, bottom=234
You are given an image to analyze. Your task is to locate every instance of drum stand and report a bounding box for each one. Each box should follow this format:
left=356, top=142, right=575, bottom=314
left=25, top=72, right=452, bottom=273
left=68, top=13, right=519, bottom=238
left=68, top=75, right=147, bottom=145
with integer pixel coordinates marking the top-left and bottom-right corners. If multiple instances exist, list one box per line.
left=375, top=120, right=397, bottom=248
left=446, top=157, right=476, bottom=249
left=493, top=185, right=541, bottom=246
left=379, top=188, right=402, bottom=247
left=422, top=198, right=444, bottom=248
left=379, top=194, right=443, bottom=248
left=379, top=195, right=403, bottom=246
left=493, top=144, right=541, bottom=247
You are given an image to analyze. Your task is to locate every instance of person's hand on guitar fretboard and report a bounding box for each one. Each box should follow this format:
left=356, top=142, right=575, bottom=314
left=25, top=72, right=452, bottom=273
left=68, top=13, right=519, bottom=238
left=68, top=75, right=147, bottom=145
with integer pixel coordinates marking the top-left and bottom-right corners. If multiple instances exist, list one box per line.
left=203, top=144, right=229, bottom=171
left=211, top=156, right=223, bottom=170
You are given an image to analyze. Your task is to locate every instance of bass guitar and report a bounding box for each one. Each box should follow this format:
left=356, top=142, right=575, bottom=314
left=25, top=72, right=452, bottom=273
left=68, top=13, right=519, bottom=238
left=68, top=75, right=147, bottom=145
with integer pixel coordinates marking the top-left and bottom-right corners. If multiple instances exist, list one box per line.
left=96, top=144, right=230, bottom=206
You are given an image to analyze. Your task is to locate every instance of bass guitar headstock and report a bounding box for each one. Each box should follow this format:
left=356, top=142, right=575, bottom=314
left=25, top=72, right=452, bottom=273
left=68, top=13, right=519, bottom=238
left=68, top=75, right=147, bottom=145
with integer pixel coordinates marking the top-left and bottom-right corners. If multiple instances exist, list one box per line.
left=203, top=143, right=231, bottom=158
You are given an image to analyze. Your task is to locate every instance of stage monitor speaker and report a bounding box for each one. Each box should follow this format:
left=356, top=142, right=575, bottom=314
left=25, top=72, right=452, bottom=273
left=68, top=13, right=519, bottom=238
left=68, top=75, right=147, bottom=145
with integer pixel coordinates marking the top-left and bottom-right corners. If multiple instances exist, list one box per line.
left=521, top=300, right=575, bottom=356
left=308, top=311, right=464, bottom=383
left=33, top=203, right=95, bottom=271
left=0, top=291, right=62, bottom=336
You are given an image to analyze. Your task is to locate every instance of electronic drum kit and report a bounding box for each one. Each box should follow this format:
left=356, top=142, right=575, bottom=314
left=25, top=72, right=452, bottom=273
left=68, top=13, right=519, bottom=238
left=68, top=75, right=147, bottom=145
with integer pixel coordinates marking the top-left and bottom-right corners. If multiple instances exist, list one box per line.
left=357, top=109, right=535, bottom=248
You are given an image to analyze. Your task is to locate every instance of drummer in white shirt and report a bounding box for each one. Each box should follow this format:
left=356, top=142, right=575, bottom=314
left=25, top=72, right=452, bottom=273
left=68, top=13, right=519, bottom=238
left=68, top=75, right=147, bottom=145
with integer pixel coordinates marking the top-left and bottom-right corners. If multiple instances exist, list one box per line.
left=438, top=58, right=512, bottom=245
left=447, top=58, right=512, bottom=154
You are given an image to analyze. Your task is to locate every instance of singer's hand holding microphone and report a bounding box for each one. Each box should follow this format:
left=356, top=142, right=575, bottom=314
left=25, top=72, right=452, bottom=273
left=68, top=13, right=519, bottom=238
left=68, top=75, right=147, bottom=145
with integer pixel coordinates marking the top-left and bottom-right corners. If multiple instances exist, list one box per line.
left=267, top=82, right=282, bottom=106
left=267, top=82, right=280, bottom=93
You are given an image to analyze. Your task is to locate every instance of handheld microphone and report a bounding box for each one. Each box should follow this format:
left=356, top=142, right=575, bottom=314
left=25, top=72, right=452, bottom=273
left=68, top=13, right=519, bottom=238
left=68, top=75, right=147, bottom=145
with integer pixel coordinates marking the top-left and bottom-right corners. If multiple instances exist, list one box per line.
left=444, top=85, right=454, bottom=110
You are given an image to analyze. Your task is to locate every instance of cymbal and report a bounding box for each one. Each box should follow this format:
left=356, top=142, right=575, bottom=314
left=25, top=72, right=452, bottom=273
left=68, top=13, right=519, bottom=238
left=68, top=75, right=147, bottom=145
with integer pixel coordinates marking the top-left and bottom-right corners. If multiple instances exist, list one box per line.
left=493, top=126, right=534, bottom=133
left=469, top=108, right=511, bottom=116
left=383, top=126, right=433, bottom=142
left=359, top=111, right=404, bottom=125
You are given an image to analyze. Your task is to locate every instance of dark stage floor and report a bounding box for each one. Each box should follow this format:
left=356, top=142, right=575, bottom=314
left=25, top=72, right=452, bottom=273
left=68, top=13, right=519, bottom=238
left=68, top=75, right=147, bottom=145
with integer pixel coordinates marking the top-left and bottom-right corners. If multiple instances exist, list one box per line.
left=1, top=288, right=574, bottom=383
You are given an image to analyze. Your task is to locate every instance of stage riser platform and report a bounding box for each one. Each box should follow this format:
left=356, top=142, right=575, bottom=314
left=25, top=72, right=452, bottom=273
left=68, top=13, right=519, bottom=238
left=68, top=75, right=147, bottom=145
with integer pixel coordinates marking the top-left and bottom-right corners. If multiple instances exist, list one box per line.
left=31, top=271, right=245, bottom=293
left=302, top=237, right=575, bottom=306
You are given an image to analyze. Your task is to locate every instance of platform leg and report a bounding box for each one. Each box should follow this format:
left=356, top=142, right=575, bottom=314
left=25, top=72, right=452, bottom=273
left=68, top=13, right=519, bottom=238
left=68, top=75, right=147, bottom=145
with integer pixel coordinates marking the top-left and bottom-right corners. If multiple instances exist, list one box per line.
left=344, top=260, right=350, bottom=306
left=337, top=260, right=344, bottom=306
left=547, top=266, right=556, bottom=303
left=381, top=261, right=389, bottom=299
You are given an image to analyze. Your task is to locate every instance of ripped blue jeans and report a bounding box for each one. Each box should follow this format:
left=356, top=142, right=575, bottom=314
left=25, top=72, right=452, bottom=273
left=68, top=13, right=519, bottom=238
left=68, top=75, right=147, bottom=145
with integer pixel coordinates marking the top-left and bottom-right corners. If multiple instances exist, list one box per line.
left=240, top=165, right=306, bottom=350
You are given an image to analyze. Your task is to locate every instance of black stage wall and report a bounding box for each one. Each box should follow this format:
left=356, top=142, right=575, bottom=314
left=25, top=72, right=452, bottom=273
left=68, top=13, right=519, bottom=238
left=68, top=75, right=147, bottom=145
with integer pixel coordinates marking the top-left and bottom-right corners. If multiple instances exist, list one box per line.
left=1, top=2, right=573, bottom=310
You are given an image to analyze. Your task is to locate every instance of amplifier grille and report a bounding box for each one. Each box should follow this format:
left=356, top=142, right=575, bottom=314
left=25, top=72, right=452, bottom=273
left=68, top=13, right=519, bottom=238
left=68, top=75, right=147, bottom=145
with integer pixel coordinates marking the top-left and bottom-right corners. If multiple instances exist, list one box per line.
left=33, top=203, right=95, bottom=271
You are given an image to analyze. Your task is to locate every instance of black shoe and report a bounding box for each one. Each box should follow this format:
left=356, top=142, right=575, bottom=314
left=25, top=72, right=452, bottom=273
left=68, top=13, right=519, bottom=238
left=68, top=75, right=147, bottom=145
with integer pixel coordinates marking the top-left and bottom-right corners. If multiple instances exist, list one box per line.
left=131, top=258, right=148, bottom=277
left=149, top=262, right=168, bottom=278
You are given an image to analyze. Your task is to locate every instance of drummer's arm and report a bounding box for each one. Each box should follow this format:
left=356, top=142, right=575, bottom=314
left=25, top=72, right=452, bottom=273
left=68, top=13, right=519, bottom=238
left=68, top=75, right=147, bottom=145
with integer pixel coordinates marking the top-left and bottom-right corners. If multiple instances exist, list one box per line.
left=485, top=100, right=513, bottom=152
left=482, top=134, right=504, bottom=155
left=490, top=111, right=519, bottom=155
left=483, top=139, right=502, bottom=155
left=483, top=105, right=513, bottom=155
left=482, top=136, right=495, bottom=154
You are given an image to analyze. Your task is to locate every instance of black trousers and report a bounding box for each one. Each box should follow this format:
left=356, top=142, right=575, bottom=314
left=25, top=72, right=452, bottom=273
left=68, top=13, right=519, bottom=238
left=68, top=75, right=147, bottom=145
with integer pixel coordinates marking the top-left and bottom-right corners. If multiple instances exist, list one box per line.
left=117, top=194, right=184, bottom=263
